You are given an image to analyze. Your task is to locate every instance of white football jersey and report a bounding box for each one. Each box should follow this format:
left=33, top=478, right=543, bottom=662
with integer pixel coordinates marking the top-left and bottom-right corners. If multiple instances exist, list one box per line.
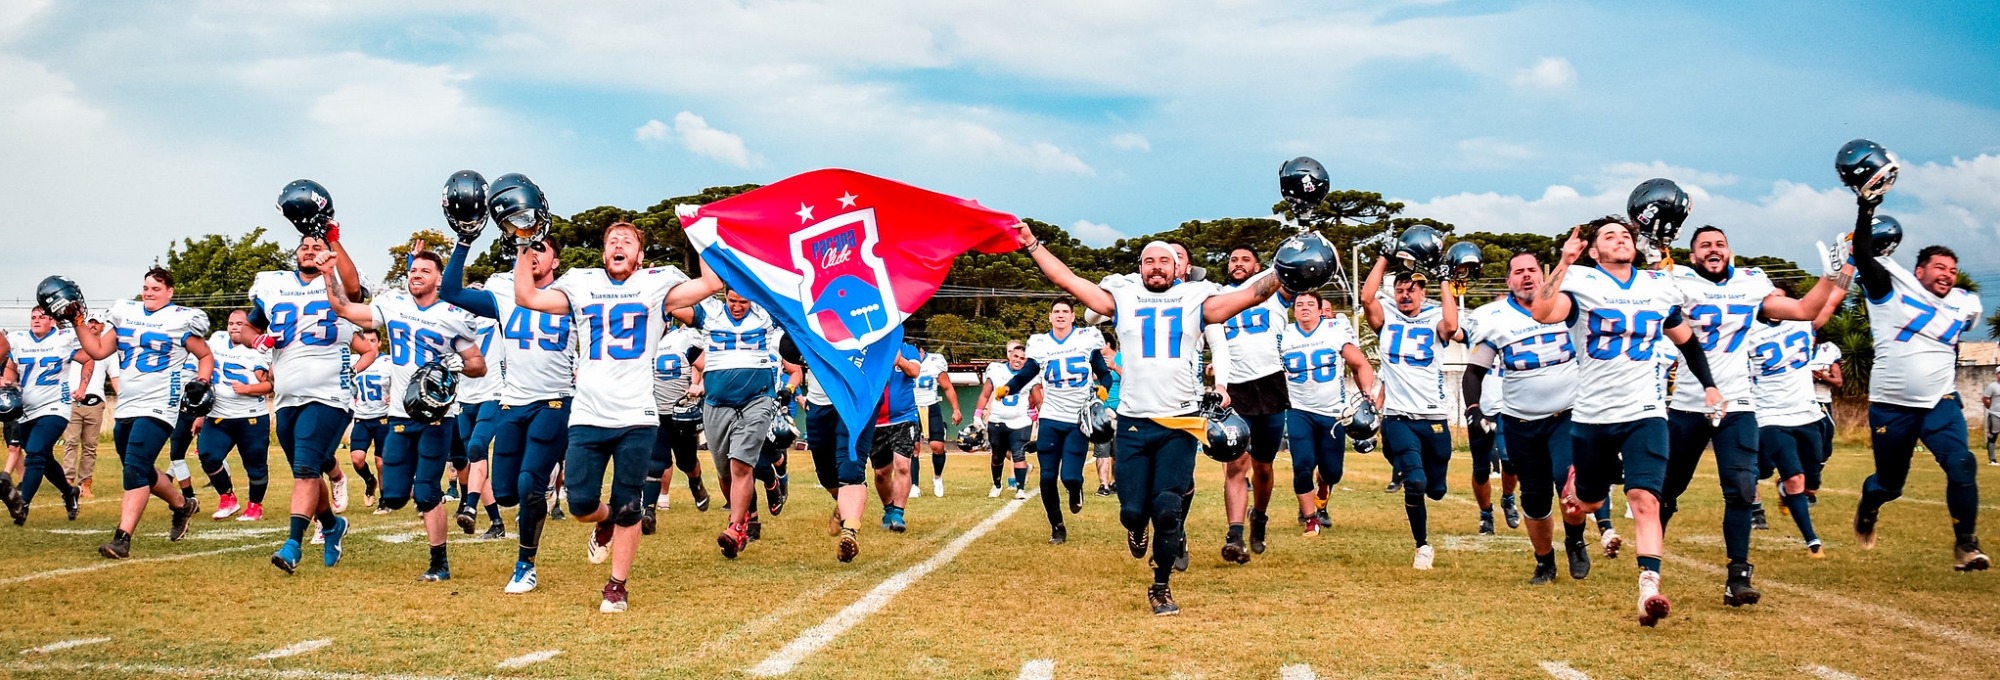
left=105, top=299, right=211, bottom=424
left=249, top=271, right=361, bottom=411
left=805, top=367, right=832, bottom=407
left=206, top=333, right=271, bottom=420
left=653, top=326, right=700, bottom=410
left=1217, top=271, right=1287, bottom=383
left=1666, top=265, right=1775, bottom=414
left=368, top=292, right=481, bottom=420
left=1108, top=280, right=1220, bottom=419
left=1560, top=265, right=1685, bottom=425
left=488, top=272, right=577, bottom=405
left=351, top=357, right=392, bottom=419
left=983, top=361, right=1034, bottom=428
left=1375, top=296, right=1450, bottom=419
left=1808, top=342, right=1841, bottom=404
left=551, top=266, right=691, bottom=428
left=1024, top=326, right=1105, bottom=424
left=8, top=328, right=81, bottom=421
left=457, top=316, right=502, bottom=404
left=1277, top=317, right=1359, bottom=417
left=1746, top=320, right=1820, bottom=428
left=914, top=352, right=949, bottom=408
left=1866, top=257, right=1981, bottom=408
left=690, top=298, right=776, bottom=372
left=1466, top=298, right=1578, bottom=421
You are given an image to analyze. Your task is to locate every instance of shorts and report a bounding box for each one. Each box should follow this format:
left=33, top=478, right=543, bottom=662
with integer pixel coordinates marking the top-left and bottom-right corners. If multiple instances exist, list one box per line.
left=870, top=421, right=918, bottom=469
left=1285, top=410, right=1345, bottom=494
left=3, top=419, right=23, bottom=448
left=706, top=398, right=778, bottom=466
left=1758, top=423, right=1821, bottom=482
left=276, top=402, right=351, bottom=480
left=379, top=417, right=451, bottom=511
left=1501, top=412, right=1573, bottom=518
left=197, top=415, right=271, bottom=481
left=1986, top=412, right=2000, bottom=437
left=1230, top=371, right=1292, bottom=417
left=1571, top=418, right=1668, bottom=504
left=1092, top=414, right=1117, bottom=459
left=923, top=403, right=947, bottom=443
left=991, top=422, right=1030, bottom=464
left=348, top=417, right=390, bottom=454
left=564, top=424, right=654, bottom=524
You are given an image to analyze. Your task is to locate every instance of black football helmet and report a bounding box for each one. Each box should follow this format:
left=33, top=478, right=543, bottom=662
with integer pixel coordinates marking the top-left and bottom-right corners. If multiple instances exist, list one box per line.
left=1836, top=139, right=1900, bottom=202
left=956, top=421, right=988, bottom=451
left=1394, top=225, right=1446, bottom=276
left=0, top=385, right=21, bottom=422
left=179, top=379, right=214, bottom=418
left=1199, top=392, right=1249, bottom=463
left=1273, top=231, right=1336, bottom=294
left=35, top=275, right=85, bottom=324
left=1279, top=156, right=1331, bottom=218
left=1868, top=214, right=1904, bottom=257
left=1078, top=398, right=1114, bottom=444
left=767, top=408, right=800, bottom=451
left=1444, top=241, right=1484, bottom=282
left=671, top=393, right=704, bottom=427
left=403, top=361, right=459, bottom=424
left=1343, top=398, right=1379, bottom=454
left=442, top=170, right=489, bottom=242
left=276, top=179, right=335, bottom=238
left=1627, top=178, right=1690, bottom=255
left=488, top=173, right=551, bottom=245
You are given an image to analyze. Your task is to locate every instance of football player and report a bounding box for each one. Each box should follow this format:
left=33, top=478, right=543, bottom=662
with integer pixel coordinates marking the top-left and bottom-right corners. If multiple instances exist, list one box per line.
left=1746, top=280, right=1845, bottom=557
left=911, top=343, right=959, bottom=498
left=1359, top=245, right=1460, bottom=571
left=647, top=323, right=708, bottom=523
left=347, top=329, right=388, bottom=512
left=1208, top=248, right=1292, bottom=562
left=674, top=289, right=787, bottom=560
left=2, top=307, right=89, bottom=524
left=1276, top=290, right=1377, bottom=536
left=996, top=301, right=1111, bottom=544
left=976, top=341, right=1037, bottom=499
left=196, top=310, right=275, bottom=522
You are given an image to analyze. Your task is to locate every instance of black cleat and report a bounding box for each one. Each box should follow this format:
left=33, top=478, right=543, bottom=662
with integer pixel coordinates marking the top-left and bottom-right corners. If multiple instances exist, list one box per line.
left=99, top=532, right=131, bottom=560
left=767, top=479, right=787, bottom=517
left=1128, top=529, right=1149, bottom=558
left=480, top=522, right=507, bottom=540
left=1723, top=562, right=1761, bottom=607
left=1068, top=487, right=1083, bottom=515
left=1383, top=479, right=1402, bottom=493
left=420, top=563, right=451, bottom=582
left=1049, top=524, right=1067, bottom=545
left=691, top=483, right=711, bottom=512
left=169, top=496, right=198, bottom=542
left=455, top=507, right=477, bottom=534
left=1095, top=484, right=1112, bottom=497
left=63, top=486, right=81, bottom=521
left=746, top=517, right=762, bottom=542
left=1565, top=538, right=1593, bottom=580
left=640, top=507, right=658, bottom=536
left=1956, top=537, right=1991, bottom=572
left=1148, top=583, right=1180, bottom=616
left=1315, top=508, right=1332, bottom=528
left=1221, top=533, right=1248, bottom=565
left=11, top=505, right=24, bottom=526
left=1479, top=513, right=1496, bottom=536
left=1854, top=509, right=1879, bottom=551
left=1249, top=510, right=1269, bottom=555
left=550, top=502, right=566, bottom=522
left=1530, top=560, right=1558, bottom=585
left=1751, top=506, right=1769, bottom=531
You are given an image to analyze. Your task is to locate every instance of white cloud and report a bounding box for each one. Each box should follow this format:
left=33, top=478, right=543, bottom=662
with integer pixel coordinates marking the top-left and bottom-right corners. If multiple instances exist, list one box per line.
left=1456, top=137, right=1533, bottom=169
left=1110, top=133, right=1151, bottom=152
left=634, top=118, right=670, bottom=143
left=670, top=111, right=758, bottom=168
left=1512, top=57, right=1575, bottom=89
left=913, top=119, right=1092, bottom=175
left=1069, top=219, right=1125, bottom=246
left=240, top=53, right=491, bottom=140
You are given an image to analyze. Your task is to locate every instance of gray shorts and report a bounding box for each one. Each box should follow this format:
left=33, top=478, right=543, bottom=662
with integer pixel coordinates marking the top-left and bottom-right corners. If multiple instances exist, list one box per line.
left=705, top=398, right=778, bottom=466
left=1092, top=414, right=1117, bottom=459
left=1986, top=413, right=2000, bottom=436
left=870, top=421, right=917, bottom=469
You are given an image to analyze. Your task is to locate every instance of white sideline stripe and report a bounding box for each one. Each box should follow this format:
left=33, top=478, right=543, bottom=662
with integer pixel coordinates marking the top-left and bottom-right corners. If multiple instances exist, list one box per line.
left=1279, top=663, right=1316, bottom=680
left=1803, top=666, right=1861, bottom=680
left=1016, top=658, right=1055, bottom=680
left=0, top=660, right=534, bottom=680
left=18, top=637, right=110, bottom=654
left=1540, top=661, right=1591, bottom=680
left=495, top=650, right=562, bottom=669
left=1664, top=555, right=2000, bottom=656
left=0, top=520, right=422, bottom=588
left=746, top=491, right=1036, bottom=676
left=250, top=639, right=332, bottom=660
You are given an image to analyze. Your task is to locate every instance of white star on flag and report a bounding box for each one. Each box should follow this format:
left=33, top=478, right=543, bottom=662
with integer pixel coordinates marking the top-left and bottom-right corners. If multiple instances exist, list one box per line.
left=837, top=192, right=859, bottom=209
left=796, top=203, right=815, bottom=223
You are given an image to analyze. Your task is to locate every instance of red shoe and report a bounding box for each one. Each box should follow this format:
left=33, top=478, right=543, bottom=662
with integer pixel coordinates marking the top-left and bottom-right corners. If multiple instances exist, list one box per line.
left=211, top=493, right=240, bottom=520
left=718, top=523, right=748, bottom=559
left=237, top=503, right=264, bottom=522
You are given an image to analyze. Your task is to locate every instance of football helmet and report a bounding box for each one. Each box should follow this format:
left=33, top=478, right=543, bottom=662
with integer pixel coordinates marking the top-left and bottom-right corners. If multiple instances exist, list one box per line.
left=0, top=385, right=22, bottom=422
left=1867, top=214, right=1904, bottom=257
left=1627, top=178, right=1690, bottom=260
left=403, top=361, right=459, bottom=424
left=1394, top=225, right=1446, bottom=276
left=1444, top=241, right=1484, bottom=282
left=442, top=170, right=489, bottom=242
left=1078, top=398, right=1114, bottom=444
left=1835, top=139, right=1900, bottom=202
left=276, top=179, right=335, bottom=238
left=1279, top=156, right=1331, bottom=219
left=1273, top=231, right=1336, bottom=294
left=487, top=173, right=552, bottom=245
left=179, top=379, right=213, bottom=418
left=34, top=275, right=85, bottom=324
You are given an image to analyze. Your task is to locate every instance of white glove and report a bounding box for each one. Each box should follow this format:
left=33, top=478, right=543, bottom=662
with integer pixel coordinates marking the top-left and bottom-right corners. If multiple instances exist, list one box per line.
left=440, top=353, right=466, bottom=374
left=1819, top=237, right=1855, bottom=287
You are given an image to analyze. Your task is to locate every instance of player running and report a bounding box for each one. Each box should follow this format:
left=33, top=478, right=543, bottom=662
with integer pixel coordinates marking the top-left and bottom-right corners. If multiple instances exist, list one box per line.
left=448, top=313, right=501, bottom=537
left=1530, top=217, right=1722, bottom=626
left=1210, top=248, right=1291, bottom=562
left=1462, top=252, right=1590, bottom=584
left=1359, top=239, right=1459, bottom=571
left=676, top=289, right=786, bottom=559
left=349, top=330, right=388, bottom=511
left=912, top=344, right=959, bottom=498
left=196, top=311, right=275, bottom=522
left=1276, top=290, right=1377, bottom=537
left=2, top=307, right=88, bottom=525
left=996, top=301, right=1111, bottom=544
left=1014, top=226, right=1283, bottom=616
left=1746, top=281, right=1845, bottom=557
left=513, top=220, right=722, bottom=609
left=977, top=341, right=1037, bottom=499
left=648, top=323, right=709, bottom=524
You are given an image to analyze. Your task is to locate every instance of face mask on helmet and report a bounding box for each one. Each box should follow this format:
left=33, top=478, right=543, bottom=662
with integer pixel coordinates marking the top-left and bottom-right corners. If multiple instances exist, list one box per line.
left=1394, top=226, right=1446, bottom=276
left=1836, top=138, right=1900, bottom=202
left=1444, top=241, right=1483, bottom=282
left=1627, top=178, right=1691, bottom=252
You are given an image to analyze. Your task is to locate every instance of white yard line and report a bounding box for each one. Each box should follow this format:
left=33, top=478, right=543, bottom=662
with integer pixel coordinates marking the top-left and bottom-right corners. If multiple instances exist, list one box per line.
left=1016, top=658, right=1055, bottom=680
left=0, top=659, right=534, bottom=680
left=494, top=650, right=561, bottom=670
left=746, top=491, right=1036, bottom=676
left=1802, top=666, right=1861, bottom=680
left=249, top=639, right=332, bottom=661
left=1278, top=663, right=1316, bottom=680
left=1664, top=555, right=2000, bottom=657
left=1539, top=661, right=1592, bottom=680
left=18, top=637, right=110, bottom=654
left=0, top=520, right=422, bottom=588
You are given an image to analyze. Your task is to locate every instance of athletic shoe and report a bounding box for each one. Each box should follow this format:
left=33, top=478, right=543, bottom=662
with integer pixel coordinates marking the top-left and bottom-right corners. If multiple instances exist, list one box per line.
left=11, top=505, right=25, bottom=526
left=769, top=478, right=789, bottom=516
left=310, top=519, right=324, bottom=545
left=363, top=479, right=377, bottom=508
left=934, top=478, right=945, bottom=497
left=1128, top=529, right=1149, bottom=559
left=1807, top=540, right=1825, bottom=558
left=271, top=540, right=302, bottom=574
left=989, top=485, right=1003, bottom=498
left=1049, top=524, right=1067, bottom=545
left=909, top=484, right=920, bottom=500
left=1751, top=506, right=1769, bottom=530
left=1601, top=528, right=1623, bottom=559
left=1249, top=510, right=1268, bottom=555
left=372, top=505, right=391, bottom=516
left=1723, top=562, right=1760, bottom=607
left=1956, top=538, right=1991, bottom=571
left=1107, top=483, right=1117, bottom=494
left=99, top=533, right=131, bottom=559
left=322, top=516, right=347, bottom=567
left=481, top=522, right=506, bottom=540
left=885, top=507, right=907, bottom=533
left=691, top=482, right=711, bottom=512
left=1637, top=570, right=1671, bottom=627
left=1383, top=480, right=1401, bottom=493
left=1014, top=488, right=1030, bottom=501
left=169, top=496, right=198, bottom=542
left=1068, top=486, right=1083, bottom=515
left=1095, top=484, right=1111, bottom=497
left=0, top=473, right=21, bottom=524
left=238, top=503, right=264, bottom=522
left=550, top=504, right=567, bottom=522
left=1315, top=508, right=1331, bottom=528
left=837, top=527, right=859, bottom=563
left=63, top=486, right=80, bottom=521
left=587, top=521, right=613, bottom=564
left=1991, top=460, right=1999, bottom=467
left=1479, top=512, right=1495, bottom=536
left=505, top=561, right=538, bottom=594
left=212, top=493, right=240, bottom=520
left=1301, top=516, right=1321, bottom=537
left=443, top=482, right=459, bottom=502
left=1413, top=544, right=1435, bottom=570
left=747, top=517, right=763, bottom=541
left=1565, top=538, right=1592, bottom=580
left=1221, top=533, right=1248, bottom=565
left=1854, top=510, right=1879, bottom=550
left=1148, top=583, right=1180, bottom=616
left=332, top=476, right=349, bottom=514
left=828, top=509, right=843, bottom=536
left=640, top=507, right=657, bottom=536
left=1531, top=560, right=1558, bottom=585
left=600, top=580, right=629, bottom=613
left=718, top=523, right=748, bottom=559
left=455, top=506, right=477, bottom=534
left=420, top=563, right=451, bottom=582
left=1502, top=497, right=1521, bottom=529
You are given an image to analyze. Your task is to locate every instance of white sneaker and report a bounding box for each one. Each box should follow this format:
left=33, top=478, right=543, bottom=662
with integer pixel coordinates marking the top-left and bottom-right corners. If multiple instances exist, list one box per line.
left=310, top=519, right=325, bottom=545
left=1015, top=488, right=1030, bottom=501
left=1623, top=504, right=1633, bottom=519
left=989, top=486, right=1003, bottom=498
left=1637, top=569, right=1670, bottom=626
left=909, top=484, right=921, bottom=500
left=933, top=478, right=945, bottom=498
left=505, top=562, right=538, bottom=594
left=587, top=526, right=611, bottom=565
left=331, top=476, right=349, bottom=514
left=1413, top=544, right=1435, bottom=570
left=1601, top=528, right=1623, bottom=558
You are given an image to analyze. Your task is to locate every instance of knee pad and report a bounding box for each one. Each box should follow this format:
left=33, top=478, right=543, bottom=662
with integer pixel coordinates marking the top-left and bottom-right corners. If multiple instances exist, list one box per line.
left=1292, top=468, right=1316, bottom=496
left=522, top=490, right=546, bottom=510
left=122, top=464, right=155, bottom=492
left=569, top=499, right=601, bottom=518
left=380, top=497, right=411, bottom=511
left=1119, top=509, right=1148, bottom=532
left=1149, top=494, right=1180, bottom=524
left=1404, top=490, right=1426, bottom=508
left=168, top=459, right=191, bottom=482
left=493, top=493, right=519, bottom=508
left=414, top=497, right=441, bottom=514
left=1521, top=491, right=1553, bottom=519
left=1402, top=470, right=1429, bottom=497
left=612, top=499, right=644, bottom=527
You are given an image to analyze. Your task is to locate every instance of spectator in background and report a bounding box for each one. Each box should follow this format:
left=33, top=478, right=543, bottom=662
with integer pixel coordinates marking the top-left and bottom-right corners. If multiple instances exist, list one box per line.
left=63, top=350, right=111, bottom=498
left=1983, top=367, right=2000, bottom=466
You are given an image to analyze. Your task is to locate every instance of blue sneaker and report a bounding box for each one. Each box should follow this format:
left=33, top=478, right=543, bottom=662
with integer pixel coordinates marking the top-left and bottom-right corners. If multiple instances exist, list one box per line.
left=885, top=506, right=907, bottom=533
left=271, top=540, right=301, bottom=575
left=505, top=561, right=538, bottom=594
left=322, top=516, right=347, bottom=567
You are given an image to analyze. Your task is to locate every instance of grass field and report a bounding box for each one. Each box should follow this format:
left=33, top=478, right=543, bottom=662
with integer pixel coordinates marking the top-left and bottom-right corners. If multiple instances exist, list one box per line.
left=0, top=440, right=1994, bottom=680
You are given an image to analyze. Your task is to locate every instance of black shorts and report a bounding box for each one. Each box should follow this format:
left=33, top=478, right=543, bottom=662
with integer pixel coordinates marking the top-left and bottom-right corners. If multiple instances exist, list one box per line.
left=1229, top=371, right=1292, bottom=417
left=923, top=403, right=947, bottom=442
left=1571, top=418, right=1668, bottom=504
left=870, top=421, right=917, bottom=469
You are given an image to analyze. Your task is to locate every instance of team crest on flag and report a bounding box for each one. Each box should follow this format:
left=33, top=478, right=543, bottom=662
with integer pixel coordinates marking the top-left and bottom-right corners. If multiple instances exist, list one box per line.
left=793, top=209, right=895, bottom=349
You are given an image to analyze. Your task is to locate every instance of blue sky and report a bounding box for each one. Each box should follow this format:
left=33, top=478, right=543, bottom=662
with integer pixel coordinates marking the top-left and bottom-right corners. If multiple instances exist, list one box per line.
left=2, top=1, right=1998, bottom=330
